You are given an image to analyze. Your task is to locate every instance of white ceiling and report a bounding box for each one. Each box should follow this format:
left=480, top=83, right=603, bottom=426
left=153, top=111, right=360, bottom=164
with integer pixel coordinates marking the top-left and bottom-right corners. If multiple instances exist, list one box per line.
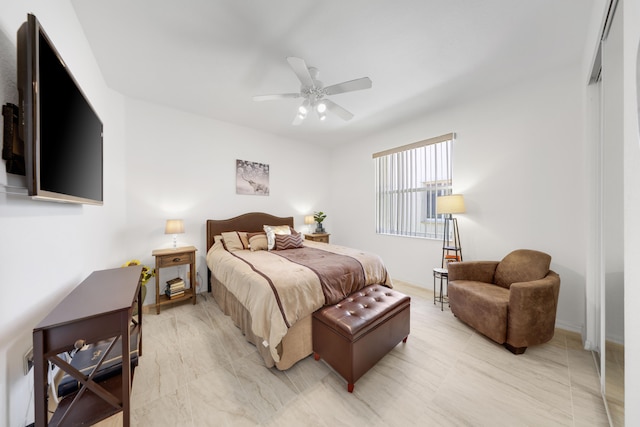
left=71, top=0, right=595, bottom=146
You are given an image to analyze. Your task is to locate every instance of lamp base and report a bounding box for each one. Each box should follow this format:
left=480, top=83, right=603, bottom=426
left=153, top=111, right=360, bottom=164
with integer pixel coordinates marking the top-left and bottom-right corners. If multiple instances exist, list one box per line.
left=441, top=215, right=462, bottom=267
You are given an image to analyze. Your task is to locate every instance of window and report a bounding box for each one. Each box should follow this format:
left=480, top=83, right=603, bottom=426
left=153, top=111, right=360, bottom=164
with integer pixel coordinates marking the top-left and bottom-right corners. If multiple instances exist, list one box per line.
left=373, top=133, right=454, bottom=239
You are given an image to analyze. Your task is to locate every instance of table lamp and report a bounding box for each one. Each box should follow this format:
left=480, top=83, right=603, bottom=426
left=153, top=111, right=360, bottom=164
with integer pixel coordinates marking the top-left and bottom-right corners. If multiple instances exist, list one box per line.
left=165, top=219, right=184, bottom=249
left=304, top=215, right=315, bottom=233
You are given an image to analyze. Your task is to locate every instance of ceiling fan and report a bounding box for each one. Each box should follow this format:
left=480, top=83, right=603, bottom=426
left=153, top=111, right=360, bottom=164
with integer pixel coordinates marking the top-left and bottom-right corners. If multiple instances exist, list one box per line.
left=253, top=57, right=372, bottom=125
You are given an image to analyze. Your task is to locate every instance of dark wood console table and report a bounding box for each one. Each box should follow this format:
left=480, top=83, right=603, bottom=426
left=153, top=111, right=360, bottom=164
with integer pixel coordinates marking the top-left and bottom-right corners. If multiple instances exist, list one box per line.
left=33, top=266, right=143, bottom=426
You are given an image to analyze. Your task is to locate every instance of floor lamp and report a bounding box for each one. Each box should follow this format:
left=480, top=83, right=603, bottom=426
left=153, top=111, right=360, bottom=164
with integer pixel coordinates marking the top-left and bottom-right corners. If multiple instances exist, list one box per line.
left=436, top=194, right=465, bottom=267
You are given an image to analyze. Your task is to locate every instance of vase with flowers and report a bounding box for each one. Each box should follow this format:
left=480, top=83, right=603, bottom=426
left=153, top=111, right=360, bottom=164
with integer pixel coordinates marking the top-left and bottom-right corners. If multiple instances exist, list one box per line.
left=121, top=259, right=155, bottom=313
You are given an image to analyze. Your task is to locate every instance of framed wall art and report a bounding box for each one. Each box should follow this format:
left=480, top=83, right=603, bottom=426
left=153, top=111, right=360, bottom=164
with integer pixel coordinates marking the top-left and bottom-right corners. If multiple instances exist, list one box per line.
left=236, top=159, right=270, bottom=196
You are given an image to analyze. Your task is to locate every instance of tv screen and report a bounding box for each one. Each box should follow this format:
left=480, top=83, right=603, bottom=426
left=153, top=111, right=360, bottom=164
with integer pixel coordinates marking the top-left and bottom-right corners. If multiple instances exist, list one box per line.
left=17, top=14, right=103, bottom=205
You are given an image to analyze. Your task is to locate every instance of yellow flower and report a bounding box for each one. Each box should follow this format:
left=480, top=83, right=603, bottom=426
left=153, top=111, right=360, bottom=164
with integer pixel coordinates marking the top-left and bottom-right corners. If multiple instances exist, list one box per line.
left=122, top=259, right=141, bottom=268
left=122, top=259, right=155, bottom=285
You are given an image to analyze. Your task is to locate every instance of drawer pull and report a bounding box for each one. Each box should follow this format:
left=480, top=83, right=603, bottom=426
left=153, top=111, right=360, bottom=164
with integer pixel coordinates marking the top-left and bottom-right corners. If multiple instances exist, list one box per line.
left=173, top=257, right=181, bottom=262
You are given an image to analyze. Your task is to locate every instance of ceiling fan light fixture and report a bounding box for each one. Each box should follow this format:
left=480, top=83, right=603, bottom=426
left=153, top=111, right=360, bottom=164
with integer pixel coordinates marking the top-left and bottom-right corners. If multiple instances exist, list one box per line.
left=298, top=99, right=310, bottom=116
left=254, top=57, right=371, bottom=123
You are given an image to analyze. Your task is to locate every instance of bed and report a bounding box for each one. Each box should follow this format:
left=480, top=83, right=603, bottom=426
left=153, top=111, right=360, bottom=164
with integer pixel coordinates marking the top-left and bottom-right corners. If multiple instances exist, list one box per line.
left=205, top=212, right=391, bottom=370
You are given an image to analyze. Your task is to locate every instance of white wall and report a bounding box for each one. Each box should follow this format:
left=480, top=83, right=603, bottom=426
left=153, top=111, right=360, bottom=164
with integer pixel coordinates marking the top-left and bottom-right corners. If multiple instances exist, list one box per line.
left=0, top=1, right=128, bottom=425
left=123, top=97, right=330, bottom=303
left=329, top=63, right=587, bottom=333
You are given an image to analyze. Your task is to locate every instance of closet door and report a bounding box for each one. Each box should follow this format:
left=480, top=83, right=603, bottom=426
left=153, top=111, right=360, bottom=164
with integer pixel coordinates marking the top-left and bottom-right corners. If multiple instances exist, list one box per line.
left=601, top=1, right=624, bottom=424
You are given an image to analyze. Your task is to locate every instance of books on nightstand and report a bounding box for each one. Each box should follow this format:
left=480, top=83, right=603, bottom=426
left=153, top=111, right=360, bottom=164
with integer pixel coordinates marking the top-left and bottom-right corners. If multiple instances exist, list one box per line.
left=165, top=277, right=186, bottom=299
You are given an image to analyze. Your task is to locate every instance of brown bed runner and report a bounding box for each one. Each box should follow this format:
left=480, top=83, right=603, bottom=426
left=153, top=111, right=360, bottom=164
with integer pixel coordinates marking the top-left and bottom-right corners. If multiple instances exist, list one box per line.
left=272, top=247, right=367, bottom=305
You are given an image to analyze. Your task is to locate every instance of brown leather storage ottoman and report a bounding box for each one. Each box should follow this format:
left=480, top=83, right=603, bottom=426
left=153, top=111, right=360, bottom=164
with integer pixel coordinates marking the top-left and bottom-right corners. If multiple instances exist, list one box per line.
left=312, top=285, right=410, bottom=392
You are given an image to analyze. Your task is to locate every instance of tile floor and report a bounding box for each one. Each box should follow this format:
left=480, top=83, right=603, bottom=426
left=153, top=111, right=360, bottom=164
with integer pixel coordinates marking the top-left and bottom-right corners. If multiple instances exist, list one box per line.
left=99, top=281, right=610, bottom=426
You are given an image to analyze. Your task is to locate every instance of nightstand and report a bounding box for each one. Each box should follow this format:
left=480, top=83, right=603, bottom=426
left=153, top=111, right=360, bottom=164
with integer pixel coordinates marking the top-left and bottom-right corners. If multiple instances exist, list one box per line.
left=433, top=268, right=448, bottom=311
left=152, top=246, right=197, bottom=314
left=304, top=233, right=330, bottom=243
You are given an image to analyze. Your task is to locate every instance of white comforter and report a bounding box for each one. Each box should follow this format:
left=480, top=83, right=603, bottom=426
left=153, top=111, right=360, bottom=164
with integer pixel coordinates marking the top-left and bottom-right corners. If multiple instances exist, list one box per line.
left=205, top=240, right=391, bottom=362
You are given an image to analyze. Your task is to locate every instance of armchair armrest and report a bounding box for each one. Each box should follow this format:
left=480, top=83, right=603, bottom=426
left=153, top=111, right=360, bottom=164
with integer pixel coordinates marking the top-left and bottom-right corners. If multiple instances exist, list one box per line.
left=447, top=261, right=499, bottom=283
left=507, top=271, right=561, bottom=347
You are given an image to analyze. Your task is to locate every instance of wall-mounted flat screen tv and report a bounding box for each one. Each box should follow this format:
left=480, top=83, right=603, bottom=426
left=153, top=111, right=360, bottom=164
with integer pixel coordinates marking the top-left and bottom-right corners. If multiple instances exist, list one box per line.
left=17, top=13, right=103, bottom=205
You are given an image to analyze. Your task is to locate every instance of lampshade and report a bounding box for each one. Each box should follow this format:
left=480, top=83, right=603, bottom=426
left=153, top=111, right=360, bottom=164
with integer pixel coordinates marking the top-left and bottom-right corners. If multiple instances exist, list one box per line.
left=165, top=219, right=185, bottom=235
left=436, top=194, right=466, bottom=215
left=304, top=215, right=315, bottom=225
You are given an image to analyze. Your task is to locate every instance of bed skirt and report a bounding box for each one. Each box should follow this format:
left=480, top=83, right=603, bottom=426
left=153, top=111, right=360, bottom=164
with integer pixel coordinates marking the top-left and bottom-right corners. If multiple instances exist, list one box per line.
left=210, top=274, right=313, bottom=370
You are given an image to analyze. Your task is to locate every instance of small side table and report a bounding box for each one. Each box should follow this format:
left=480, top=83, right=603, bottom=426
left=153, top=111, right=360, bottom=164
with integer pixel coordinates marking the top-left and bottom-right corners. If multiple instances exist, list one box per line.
left=152, top=246, right=197, bottom=314
left=433, top=268, right=449, bottom=311
left=304, top=233, right=330, bottom=243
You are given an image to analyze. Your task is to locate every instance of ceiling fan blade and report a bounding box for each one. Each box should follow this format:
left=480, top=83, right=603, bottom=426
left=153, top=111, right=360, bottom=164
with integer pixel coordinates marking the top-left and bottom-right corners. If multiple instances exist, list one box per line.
left=253, top=93, right=300, bottom=101
left=323, top=99, right=354, bottom=121
left=287, top=57, right=314, bottom=88
left=324, top=77, right=372, bottom=95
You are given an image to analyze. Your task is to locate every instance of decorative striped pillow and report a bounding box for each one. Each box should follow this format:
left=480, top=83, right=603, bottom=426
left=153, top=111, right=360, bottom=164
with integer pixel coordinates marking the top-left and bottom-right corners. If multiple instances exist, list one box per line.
left=221, top=231, right=249, bottom=251
left=274, top=232, right=304, bottom=250
left=263, top=225, right=292, bottom=250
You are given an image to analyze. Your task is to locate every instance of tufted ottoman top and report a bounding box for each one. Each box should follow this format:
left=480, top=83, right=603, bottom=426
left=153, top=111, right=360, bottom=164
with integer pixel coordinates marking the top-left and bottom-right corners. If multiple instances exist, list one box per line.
left=313, top=285, right=411, bottom=340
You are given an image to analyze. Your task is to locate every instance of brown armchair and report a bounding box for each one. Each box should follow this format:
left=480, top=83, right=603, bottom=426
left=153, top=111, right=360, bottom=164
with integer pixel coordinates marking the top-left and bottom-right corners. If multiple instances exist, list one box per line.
left=447, top=249, right=560, bottom=354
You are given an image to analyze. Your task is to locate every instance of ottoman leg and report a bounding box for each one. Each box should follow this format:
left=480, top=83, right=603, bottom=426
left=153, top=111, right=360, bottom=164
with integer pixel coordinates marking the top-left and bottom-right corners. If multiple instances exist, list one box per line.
left=348, top=383, right=354, bottom=393
left=403, top=336, right=408, bottom=343
left=314, top=352, right=320, bottom=361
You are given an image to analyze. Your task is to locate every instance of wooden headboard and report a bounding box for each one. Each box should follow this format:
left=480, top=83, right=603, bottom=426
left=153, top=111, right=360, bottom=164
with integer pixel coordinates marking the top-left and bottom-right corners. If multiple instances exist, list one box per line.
left=206, top=212, right=294, bottom=292
left=206, top=212, right=294, bottom=252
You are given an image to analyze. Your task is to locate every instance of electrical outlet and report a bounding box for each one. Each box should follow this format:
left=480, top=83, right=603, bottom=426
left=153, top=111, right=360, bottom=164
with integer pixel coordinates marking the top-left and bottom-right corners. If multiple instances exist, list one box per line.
left=23, top=346, right=33, bottom=375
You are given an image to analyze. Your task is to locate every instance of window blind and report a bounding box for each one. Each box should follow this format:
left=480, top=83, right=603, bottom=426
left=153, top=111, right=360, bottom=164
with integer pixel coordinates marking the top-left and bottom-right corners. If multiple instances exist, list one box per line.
left=373, top=133, right=454, bottom=238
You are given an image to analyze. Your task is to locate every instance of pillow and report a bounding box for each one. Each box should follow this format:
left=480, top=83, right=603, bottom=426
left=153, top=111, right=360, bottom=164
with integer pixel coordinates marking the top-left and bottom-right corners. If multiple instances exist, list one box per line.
left=263, top=225, right=292, bottom=250
left=494, top=249, right=551, bottom=289
left=274, top=232, right=304, bottom=250
left=248, top=232, right=268, bottom=251
left=238, top=232, right=250, bottom=248
left=221, top=231, right=249, bottom=251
